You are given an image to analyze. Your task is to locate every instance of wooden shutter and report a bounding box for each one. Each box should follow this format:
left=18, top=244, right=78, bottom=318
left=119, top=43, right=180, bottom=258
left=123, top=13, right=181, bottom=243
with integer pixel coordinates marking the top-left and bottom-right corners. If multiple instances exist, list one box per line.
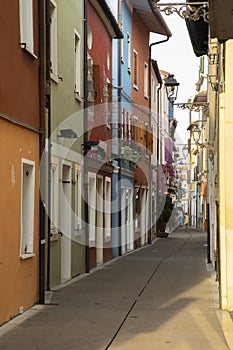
left=147, top=126, right=153, bottom=154
left=93, top=65, right=100, bottom=105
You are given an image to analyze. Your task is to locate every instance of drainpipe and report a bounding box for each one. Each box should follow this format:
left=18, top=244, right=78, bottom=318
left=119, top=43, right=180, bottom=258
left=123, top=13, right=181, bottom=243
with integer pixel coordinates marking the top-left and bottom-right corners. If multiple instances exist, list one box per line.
left=45, top=0, right=51, bottom=289
left=38, top=0, right=46, bottom=304
left=148, top=36, right=170, bottom=242
left=83, top=0, right=89, bottom=273
left=117, top=0, right=122, bottom=256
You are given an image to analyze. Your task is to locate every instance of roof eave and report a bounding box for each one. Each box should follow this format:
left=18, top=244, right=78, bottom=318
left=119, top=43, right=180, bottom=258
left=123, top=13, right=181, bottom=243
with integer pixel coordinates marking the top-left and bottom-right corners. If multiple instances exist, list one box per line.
left=151, top=60, right=163, bottom=84
left=132, top=0, right=172, bottom=36
left=90, top=0, right=124, bottom=39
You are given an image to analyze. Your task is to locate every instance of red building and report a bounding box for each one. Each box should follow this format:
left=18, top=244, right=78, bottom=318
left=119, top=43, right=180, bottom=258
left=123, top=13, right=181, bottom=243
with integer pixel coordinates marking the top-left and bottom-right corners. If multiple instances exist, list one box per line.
left=131, top=1, right=171, bottom=246
left=86, top=0, right=123, bottom=269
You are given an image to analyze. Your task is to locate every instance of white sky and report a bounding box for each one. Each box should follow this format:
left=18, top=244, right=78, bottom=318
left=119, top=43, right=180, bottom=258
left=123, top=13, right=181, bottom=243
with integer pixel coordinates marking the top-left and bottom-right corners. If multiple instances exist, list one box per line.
left=150, top=13, right=200, bottom=143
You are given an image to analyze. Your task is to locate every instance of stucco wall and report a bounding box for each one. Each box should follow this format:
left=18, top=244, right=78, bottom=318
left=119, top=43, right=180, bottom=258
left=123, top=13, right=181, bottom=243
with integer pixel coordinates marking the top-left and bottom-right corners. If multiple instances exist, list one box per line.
left=0, top=0, right=40, bottom=129
left=0, top=119, right=39, bottom=325
left=132, top=9, right=150, bottom=108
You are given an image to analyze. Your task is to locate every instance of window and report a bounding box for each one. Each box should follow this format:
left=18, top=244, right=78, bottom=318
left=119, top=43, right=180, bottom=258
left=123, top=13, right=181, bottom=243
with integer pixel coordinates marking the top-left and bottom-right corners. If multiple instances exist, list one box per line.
left=146, top=125, right=153, bottom=155
left=121, top=107, right=124, bottom=139
left=135, top=188, right=140, bottom=230
left=74, top=30, right=81, bottom=100
left=135, top=121, right=146, bottom=147
left=144, top=62, right=148, bottom=98
left=127, top=33, right=131, bottom=73
left=88, top=174, right=96, bottom=247
left=121, top=108, right=129, bottom=140
left=50, top=0, right=58, bottom=81
left=105, top=178, right=111, bottom=242
left=153, top=81, right=157, bottom=103
left=133, top=50, right=138, bottom=89
left=50, top=160, right=59, bottom=237
left=20, top=159, right=35, bottom=258
left=74, top=169, right=82, bottom=236
left=19, top=0, right=34, bottom=55
left=120, top=22, right=124, bottom=63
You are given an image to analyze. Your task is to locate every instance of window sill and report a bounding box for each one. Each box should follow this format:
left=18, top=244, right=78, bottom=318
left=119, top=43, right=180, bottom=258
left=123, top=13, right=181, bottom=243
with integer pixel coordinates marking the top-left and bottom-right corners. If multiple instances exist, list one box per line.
left=133, top=84, right=139, bottom=91
left=50, top=233, right=59, bottom=242
left=20, top=44, right=38, bottom=60
left=20, top=253, right=36, bottom=260
left=144, top=95, right=149, bottom=100
left=74, top=91, right=82, bottom=103
left=50, top=72, right=59, bottom=84
left=127, top=68, right=131, bottom=74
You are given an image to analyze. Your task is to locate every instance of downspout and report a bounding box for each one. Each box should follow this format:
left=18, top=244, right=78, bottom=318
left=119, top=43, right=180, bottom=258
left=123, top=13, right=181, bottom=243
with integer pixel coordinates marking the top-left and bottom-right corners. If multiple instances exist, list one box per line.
left=83, top=0, right=89, bottom=273
left=39, top=0, right=46, bottom=304
left=157, top=82, right=162, bottom=162
left=148, top=36, right=170, bottom=242
left=117, top=0, right=122, bottom=256
left=45, top=0, right=51, bottom=289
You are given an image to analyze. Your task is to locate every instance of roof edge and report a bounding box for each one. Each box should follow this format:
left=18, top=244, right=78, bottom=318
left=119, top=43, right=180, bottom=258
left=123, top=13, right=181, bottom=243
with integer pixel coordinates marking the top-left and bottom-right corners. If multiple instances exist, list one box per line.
left=152, top=60, right=162, bottom=84
left=90, top=0, right=124, bottom=39
left=147, top=0, right=172, bottom=37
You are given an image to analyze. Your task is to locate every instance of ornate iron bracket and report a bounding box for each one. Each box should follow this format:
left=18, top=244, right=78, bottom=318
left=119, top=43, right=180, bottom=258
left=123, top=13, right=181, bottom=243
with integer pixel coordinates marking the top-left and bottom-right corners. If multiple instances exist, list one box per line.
left=174, top=102, right=209, bottom=114
left=151, top=2, right=209, bottom=22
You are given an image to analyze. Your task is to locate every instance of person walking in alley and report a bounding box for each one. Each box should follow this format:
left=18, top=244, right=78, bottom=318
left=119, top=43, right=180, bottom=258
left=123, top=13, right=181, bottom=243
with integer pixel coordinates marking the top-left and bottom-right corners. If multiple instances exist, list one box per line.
left=184, top=212, right=189, bottom=232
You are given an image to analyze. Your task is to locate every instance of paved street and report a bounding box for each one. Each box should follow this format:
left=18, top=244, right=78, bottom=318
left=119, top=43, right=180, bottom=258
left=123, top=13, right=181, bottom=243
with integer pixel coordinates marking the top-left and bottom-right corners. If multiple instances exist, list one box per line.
left=0, top=228, right=232, bottom=350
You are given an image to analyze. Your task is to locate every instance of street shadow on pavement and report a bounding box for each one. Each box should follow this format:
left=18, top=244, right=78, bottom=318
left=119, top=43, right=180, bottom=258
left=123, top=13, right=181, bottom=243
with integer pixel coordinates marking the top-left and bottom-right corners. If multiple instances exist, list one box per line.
left=0, top=229, right=229, bottom=350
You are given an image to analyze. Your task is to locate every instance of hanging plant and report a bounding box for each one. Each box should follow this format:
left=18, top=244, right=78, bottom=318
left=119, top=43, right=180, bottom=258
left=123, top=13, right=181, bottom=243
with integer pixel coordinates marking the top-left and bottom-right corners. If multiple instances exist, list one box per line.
left=132, top=150, right=141, bottom=166
left=124, top=145, right=133, bottom=159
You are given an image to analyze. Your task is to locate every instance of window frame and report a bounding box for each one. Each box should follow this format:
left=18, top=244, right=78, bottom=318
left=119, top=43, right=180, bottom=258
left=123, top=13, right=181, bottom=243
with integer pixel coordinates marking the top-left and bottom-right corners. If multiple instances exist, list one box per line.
left=20, top=158, right=36, bottom=259
left=133, top=49, right=138, bottom=90
left=144, top=61, right=149, bottom=98
left=50, top=0, right=58, bottom=82
left=127, top=33, right=131, bottom=74
left=19, top=0, right=37, bottom=58
left=74, top=29, right=82, bottom=101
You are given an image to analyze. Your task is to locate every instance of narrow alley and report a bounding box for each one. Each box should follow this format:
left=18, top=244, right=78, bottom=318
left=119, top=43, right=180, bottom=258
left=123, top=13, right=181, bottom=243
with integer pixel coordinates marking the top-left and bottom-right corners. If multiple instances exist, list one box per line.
left=0, top=228, right=231, bottom=350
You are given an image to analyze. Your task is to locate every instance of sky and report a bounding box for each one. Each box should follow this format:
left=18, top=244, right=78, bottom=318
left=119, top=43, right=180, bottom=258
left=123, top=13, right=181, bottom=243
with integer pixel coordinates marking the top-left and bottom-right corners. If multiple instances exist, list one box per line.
left=150, top=12, right=200, bottom=144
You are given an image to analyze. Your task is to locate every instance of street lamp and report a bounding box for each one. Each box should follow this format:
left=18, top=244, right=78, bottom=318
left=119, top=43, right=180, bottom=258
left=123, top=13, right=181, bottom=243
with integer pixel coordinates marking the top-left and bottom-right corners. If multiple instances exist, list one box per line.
left=164, top=74, right=180, bottom=102
left=193, top=125, right=201, bottom=143
left=182, top=145, right=188, bottom=158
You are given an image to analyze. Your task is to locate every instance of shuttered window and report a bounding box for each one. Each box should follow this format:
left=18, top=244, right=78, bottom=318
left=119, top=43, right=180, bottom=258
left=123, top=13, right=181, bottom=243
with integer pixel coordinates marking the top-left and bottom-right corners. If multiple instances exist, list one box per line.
left=19, top=0, right=34, bottom=54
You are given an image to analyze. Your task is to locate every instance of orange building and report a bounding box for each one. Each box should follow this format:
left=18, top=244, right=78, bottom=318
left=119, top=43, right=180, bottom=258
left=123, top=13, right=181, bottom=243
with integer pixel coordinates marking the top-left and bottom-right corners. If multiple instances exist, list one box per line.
left=0, top=0, right=42, bottom=324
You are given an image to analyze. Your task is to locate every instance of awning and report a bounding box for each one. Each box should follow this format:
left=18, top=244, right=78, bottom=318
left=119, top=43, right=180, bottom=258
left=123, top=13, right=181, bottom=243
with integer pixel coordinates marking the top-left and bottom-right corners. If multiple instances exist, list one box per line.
left=193, top=90, right=207, bottom=103
left=185, top=0, right=209, bottom=57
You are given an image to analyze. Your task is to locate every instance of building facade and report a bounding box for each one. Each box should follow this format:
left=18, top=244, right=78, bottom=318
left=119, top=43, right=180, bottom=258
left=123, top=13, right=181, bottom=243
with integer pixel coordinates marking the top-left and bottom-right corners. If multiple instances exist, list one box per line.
left=0, top=0, right=41, bottom=324
left=45, top=0, right=85, bottom=288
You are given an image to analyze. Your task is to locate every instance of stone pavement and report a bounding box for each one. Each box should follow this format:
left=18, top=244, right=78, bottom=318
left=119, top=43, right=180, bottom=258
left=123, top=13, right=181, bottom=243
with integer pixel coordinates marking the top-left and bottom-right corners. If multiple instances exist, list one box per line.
left=0, top=228, right=233, bottom=349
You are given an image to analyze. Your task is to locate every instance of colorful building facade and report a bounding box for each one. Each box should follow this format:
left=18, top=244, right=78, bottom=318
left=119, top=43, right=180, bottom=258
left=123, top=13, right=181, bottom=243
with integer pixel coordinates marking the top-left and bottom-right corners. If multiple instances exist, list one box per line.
left=0, top=0, right=41, bottom=324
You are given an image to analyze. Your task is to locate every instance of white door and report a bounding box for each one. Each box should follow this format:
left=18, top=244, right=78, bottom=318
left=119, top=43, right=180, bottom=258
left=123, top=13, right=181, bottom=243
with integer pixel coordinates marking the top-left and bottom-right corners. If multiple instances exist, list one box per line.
left=96, top=176, right=103, bottom=265
left=61, top=164, right=72, bottom=283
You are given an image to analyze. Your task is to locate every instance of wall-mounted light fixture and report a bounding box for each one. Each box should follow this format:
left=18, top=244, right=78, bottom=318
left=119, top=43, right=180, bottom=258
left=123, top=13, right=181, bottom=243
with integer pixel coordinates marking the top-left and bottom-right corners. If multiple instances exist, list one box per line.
left=193, top=125, right=202, bottom=144
left=182, top=145, right=189, bottom=158
left=57, top=128, right=78, bottom=139
left=164, top=74, right=180, bottom=103
left=208, top=75, right=219, bottom=92
left=208, top=42, right=219, bottom=65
